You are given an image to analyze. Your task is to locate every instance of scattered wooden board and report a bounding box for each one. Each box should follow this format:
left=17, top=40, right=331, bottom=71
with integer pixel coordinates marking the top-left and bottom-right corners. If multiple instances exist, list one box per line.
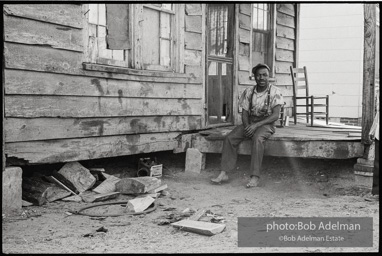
left=22, top=176, right=71, bottom=205
left=147, top=184, right=168, bottom=194
left=171, top=219, right=226, bottom=236
left=92, top=175, right=121, bottom=194
left=127, top=196, right=155, bottom=213
left=80, top=191, right=120, bottom=203
left=116, top=177, right=161, bottom=194
left=57, top=162, right=96, bottom=193
left=189, top=209, right=206, bottom=221
left=61, top=195, right=82, bottom=202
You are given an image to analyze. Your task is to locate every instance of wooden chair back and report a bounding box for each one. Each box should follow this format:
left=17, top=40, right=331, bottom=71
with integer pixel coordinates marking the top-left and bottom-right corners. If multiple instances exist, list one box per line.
left=290, top=66, right=310, bottom=98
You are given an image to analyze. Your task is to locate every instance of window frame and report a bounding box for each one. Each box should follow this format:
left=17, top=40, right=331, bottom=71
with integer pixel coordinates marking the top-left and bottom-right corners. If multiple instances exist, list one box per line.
left=250, top=3, right=276, bottom=77
left=84, top=3, right=184, bottom=73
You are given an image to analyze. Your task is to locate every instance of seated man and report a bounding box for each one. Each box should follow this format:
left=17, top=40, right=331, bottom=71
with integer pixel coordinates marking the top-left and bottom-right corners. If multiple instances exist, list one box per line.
left=211, top=63, right=283, bottom=187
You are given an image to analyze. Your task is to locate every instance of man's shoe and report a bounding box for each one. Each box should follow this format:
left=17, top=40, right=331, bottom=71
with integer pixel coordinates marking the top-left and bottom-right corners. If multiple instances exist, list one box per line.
left=211, top=172, right=229, bottom=184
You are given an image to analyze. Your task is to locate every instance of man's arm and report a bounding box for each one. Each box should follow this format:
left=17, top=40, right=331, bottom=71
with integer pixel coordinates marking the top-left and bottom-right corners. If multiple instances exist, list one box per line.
left=244, top=105, right=281, bottom=137
left=242, top=109, right=250, bottom=128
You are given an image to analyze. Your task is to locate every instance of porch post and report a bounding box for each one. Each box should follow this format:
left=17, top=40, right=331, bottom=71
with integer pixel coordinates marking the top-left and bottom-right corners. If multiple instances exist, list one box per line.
left=354, top=4, right=377, bottom=187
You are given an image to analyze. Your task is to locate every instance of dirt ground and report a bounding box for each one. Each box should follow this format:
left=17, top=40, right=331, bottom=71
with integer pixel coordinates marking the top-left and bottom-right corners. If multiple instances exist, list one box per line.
left=2, top=151, right=379, bottom=253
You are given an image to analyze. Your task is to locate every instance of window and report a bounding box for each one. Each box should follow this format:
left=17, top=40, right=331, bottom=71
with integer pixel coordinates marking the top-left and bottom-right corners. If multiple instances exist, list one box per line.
left=86, top=4, right=182, bottom=72
left=252, top=4, right=274, bottom=73
left=141, top=4, right=175, bottom=71
left=87, top=4, right=129, bottom=66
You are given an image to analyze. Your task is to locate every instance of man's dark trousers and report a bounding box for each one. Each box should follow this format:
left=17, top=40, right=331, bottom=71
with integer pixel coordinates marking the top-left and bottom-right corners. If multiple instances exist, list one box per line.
left=220, top=124, right=275, bottom=177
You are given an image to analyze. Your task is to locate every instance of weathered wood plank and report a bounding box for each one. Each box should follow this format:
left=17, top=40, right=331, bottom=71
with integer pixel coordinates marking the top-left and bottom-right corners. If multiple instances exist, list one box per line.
left=276, top=25, right=295, bottom=39
left=5, top=116, right=202, bottom=142
left=185, top=65, right=202, bottom=79
left=5, top=96, right=203, bottom=118
left=238, top=71, right=252, bottom=85
left=4, top=70, right=203, bottom=99
left=3, top=4, right=82, bottom=28
left=238, top=55, right=250, bottom=71
left=275, top=61, right=294, bottom=74
left=276, top=37, right=295, bottom=51
left=185, top=4, right=202, bottom=15
left=276, top=12, right=295, bottom=28
left=4, top=42, right=83, bottom=74
left=5, top=132, right=181, bottom=164
left=185, top=16, right=202, bottom=33
left=239, top=14, right=251, bottom=31
left=239, top=42, right=250, bottom=56
left=239, top=4, right=251, bottom=16
left=275, top=73, right=293, bottom=86
left=277, top=3, right=295, bottom=17
left=239, top=29, right=250, bottom=44
left=184, top=49, right=202, bottom=66
left=275, top=49, right=294, bottom=62
left=4, top=15, right=83, bottom=52
left=185, top=32, right=203, bottom=50
left=82, top=63, right=202, bottom=83
left=5, top=43, right=202, bottom=84
left=193, top=135, right=364, bottom=159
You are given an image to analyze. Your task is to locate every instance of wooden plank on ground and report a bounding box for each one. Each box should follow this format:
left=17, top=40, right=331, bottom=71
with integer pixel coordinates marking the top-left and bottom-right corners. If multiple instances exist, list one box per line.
left=147, top=184, right=168, bottom=194
left=116, top=177, right=161, bottom=194
left=81, top=192, right=120, bottom=203
left=57, top=162, right=96, bottom=193
left=189, top=209, right=206, bottom=221
left=171, top=219, right=226, bottom=236
left=4, top=70, right=203, bottom=99
left=3, top=4, right=82, bottom=28
left=4, top=16, right=83, bottom=52
left=22, top=176, right=71, bottom=205
left=92, top=175, right=121, bottom=194
left=5, top=96, right=203, bottom=118
left=4, top=116, right=202, bottom=142
left=5, top=132, right=180, bottom=164
left=127, top=196, right=155, bottom=213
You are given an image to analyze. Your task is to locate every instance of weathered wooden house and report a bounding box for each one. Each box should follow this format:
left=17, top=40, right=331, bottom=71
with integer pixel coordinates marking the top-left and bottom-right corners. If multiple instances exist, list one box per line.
left=3, top=3, right=302, bottom=165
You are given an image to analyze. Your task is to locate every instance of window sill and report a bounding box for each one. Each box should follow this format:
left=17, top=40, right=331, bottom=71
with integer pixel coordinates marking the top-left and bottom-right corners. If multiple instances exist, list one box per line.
left=83, top=62, right=192, bottom=79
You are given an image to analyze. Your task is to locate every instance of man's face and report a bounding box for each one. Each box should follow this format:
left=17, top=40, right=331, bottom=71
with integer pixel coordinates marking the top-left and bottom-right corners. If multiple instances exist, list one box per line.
left=255, top=68, right=270, bottom=88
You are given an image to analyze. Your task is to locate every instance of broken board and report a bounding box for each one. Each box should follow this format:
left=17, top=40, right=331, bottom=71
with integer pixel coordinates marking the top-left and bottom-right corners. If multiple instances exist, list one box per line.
left=116, top=177, right=161, bottom=194
left=57, top=162, right=96, bottom=193
left=147, top=184, right=168, bottom=194
left=92, top=175, right=121, bottom=194
left=171, top=219, right=226, bottom=236
left=127, top=196, right=155, bottom=213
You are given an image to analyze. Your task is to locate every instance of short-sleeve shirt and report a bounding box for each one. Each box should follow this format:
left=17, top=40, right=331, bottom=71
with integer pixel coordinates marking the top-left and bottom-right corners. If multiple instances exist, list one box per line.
left=239, top=85, right=283, bottom=117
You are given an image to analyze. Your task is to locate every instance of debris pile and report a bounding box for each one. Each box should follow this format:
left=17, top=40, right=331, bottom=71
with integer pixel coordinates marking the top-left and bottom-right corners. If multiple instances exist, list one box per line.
left=21, top=161, right=168, bottom=214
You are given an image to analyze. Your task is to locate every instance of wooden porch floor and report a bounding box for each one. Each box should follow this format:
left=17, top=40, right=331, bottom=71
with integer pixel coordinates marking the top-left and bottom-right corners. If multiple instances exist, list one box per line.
left=187, top=123, right=364, bottom=159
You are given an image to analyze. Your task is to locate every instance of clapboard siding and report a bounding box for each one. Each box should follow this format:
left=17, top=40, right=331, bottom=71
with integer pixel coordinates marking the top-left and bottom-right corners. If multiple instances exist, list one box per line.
left=5, top=42, right=83, bottom=74
left=185, top=32, right=203, bottom=50
left=5, top=70, right=203, bottom=99
left=185, top=15, right=202, bottom=33
left=274, top=3, right=297, bottom=110
left=3, top=4, right=83, bottom=28
left=5, top=96, right=203, bottom=118
left=5, top=132, right=181, bottom=164
left=4, top=15, right=83, bottom=52
left=5, top=116, right=202, bottom=142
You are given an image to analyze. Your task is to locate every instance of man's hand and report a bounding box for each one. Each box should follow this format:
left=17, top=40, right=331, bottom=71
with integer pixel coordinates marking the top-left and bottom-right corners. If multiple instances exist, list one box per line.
left=244, top=123, right=259, bottom=138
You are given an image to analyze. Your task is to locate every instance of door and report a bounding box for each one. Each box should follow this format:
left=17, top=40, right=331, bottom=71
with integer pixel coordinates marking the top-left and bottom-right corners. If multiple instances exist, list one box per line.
left=206, top=4, right=235, bottom=125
